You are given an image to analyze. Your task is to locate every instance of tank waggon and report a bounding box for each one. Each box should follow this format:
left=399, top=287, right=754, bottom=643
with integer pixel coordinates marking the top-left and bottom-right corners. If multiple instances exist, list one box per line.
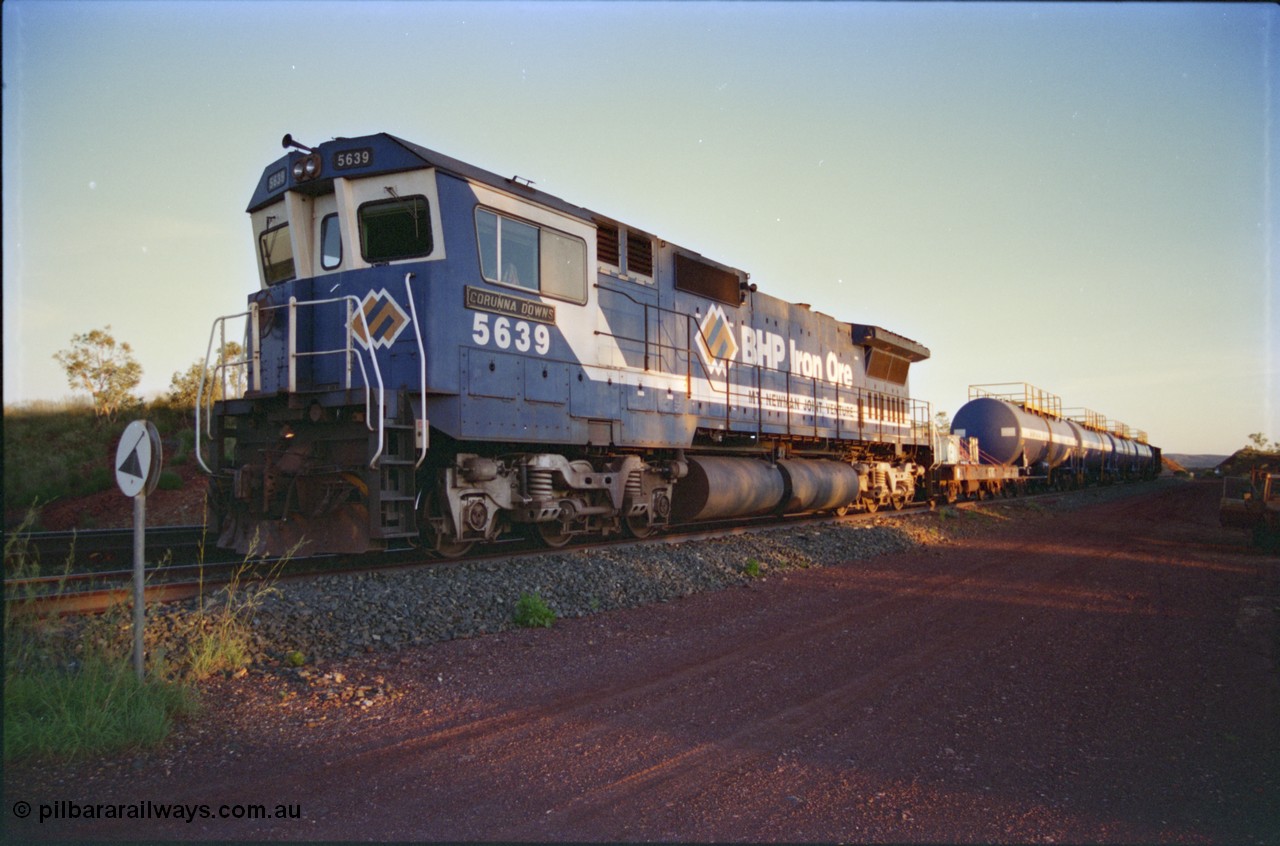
left=936, top=384, right=1160, bottom=500
left=196, top=132, right=933, bottom=556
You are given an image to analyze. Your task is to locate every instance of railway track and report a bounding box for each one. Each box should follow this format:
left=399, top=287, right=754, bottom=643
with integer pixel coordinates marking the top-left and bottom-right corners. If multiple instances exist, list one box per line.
left=3, top=478, right=1150, bottom=618
left=5, top=525, right=232, bottom=571
left=4, top=500, right=938, bottom=616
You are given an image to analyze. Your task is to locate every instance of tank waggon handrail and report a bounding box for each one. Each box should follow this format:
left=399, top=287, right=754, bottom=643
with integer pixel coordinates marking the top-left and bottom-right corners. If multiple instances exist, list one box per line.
left=596, top=282, right=924, bottom=451
left=1064, top=407, right=1107, bottom=432
left=968, top=382, right=1062, bottom=419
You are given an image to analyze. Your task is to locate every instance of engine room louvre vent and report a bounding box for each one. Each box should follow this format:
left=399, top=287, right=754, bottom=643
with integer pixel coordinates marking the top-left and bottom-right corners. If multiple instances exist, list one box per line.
left=596, top=221, right=620, bottom=267
left=626, top=230, right=654, bottom=277
left=675, top=253, right=740, bottom=306
left=866, top=349, right=910, bottom=385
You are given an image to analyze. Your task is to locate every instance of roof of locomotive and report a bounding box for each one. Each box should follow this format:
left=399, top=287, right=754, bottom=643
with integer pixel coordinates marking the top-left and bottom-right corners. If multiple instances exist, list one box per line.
left=251, top=132, right=612, bottom=226
left=248, top=132, right=930, bottom=361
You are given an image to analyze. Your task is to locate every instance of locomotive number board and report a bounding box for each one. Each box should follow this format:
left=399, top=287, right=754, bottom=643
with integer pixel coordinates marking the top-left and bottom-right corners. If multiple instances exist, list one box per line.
left=332, top=148, right=374, bottom=171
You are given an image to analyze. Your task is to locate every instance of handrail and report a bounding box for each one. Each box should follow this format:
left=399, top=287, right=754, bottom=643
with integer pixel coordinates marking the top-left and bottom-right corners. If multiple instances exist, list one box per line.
left=195, top=294, right=388, bottom=474
left=594, top=283, right=924, bottom=451
left=404, top=272, right=429, bottom=468
left=195, top=312, right=241, bottom=474
left=284, top=296, right=385, bottom=456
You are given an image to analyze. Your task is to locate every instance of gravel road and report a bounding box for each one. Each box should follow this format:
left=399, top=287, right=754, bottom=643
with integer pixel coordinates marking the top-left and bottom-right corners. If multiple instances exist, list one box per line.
left=6, top=480, right=1277, bottom=843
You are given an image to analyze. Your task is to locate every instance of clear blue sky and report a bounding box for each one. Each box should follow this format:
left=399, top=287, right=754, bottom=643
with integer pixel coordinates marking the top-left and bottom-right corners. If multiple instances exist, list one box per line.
left=4, top=1, right=1275, bottom=455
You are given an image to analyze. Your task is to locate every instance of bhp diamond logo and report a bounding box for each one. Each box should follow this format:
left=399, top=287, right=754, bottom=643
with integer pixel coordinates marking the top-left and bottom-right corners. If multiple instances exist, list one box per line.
left=351, top=289, right=410, bottom=349
left=694, top=304, right=737, bottom=377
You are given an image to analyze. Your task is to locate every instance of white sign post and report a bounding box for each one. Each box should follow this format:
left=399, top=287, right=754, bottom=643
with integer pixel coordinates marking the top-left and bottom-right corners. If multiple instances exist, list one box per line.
left=115, top=420, right=162, bottom=681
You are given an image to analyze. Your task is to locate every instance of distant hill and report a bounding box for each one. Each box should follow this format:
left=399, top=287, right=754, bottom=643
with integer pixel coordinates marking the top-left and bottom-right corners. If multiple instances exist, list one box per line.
left=1165, top=454, right=1229, bottom=470
left=1214, top=449, right=1280, bottom=477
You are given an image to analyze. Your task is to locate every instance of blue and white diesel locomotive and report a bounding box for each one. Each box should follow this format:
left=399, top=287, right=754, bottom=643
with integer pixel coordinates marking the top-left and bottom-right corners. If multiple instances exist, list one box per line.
left=196, top=133, right=933, bottom=555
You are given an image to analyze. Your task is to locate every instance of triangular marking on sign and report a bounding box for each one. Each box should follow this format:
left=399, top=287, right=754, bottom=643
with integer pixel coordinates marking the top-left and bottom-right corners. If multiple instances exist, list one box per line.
left=118, top=449, right=143, bottom=479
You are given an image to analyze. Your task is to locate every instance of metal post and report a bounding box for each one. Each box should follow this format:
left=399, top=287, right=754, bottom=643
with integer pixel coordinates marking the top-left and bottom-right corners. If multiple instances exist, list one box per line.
left=132, top=493, right=145, bottom=681
left=115, top=419, right=159, bottom=682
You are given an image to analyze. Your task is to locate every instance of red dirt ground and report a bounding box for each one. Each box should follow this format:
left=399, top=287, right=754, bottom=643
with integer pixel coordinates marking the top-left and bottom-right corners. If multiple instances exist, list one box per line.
left=8, top=462, right=211, bottom=534
left=5, top=481, right=1277, bottom=843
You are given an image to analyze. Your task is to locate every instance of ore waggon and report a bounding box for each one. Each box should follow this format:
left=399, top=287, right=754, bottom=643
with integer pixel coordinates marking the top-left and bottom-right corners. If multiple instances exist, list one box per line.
left=196, top=133, right=934, bottom=557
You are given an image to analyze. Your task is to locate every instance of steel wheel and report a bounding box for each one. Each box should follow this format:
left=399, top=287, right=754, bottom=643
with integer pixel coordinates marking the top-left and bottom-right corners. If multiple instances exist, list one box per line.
left=537, top=522, right=573, bottom=548
left=624, top=515, right=655, bottom=539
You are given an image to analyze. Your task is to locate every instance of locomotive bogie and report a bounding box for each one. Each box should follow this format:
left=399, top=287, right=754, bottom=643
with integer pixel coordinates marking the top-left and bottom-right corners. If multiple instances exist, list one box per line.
left=421, top=451, right=686, bottom=552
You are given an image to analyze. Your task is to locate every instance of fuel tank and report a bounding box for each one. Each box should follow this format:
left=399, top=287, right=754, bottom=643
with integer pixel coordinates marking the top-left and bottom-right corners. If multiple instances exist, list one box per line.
left=777, top=459, right=864, bottom=513
left=670, top=456, right=786, bottom=522
left=670, top=456, right=864, bottom=522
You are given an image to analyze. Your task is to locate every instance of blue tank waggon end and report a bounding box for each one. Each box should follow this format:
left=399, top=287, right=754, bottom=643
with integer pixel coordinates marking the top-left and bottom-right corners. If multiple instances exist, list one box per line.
left=196, top=133, right=934, bottom=556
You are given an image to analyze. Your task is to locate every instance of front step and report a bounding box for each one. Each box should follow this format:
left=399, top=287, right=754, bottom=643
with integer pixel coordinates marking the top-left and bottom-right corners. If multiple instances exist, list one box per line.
left=371, top=423, right=418, bottom=539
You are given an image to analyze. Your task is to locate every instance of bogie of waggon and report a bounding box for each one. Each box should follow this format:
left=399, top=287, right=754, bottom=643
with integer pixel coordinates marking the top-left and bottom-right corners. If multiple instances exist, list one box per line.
left=197, top=133, right=932, bottom=556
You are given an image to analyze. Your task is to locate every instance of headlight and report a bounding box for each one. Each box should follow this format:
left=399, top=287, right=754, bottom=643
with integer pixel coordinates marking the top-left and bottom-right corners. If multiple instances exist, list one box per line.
left=292, top=153, right=323, bottom=183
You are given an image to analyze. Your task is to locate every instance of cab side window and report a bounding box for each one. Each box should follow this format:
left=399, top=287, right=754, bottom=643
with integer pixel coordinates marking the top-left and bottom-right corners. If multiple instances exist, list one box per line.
left=476, top=208, right=586, bottom=304
left=320, top=213, right=342, bottom=270
left=259, top=222, right=295, bottom=285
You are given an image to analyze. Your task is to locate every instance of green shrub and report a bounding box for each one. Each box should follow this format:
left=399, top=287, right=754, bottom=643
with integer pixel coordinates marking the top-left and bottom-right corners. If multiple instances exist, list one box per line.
left=743, top=558, right=762, bottom=578
left=3, top=516, right=197, bottom=761
left=513, top=592, right=556, bottom=628
left=4, top=657, right=197, bottom=761
left=156, top=470, right=184, bottom=491
left=3, top=516, right=292, bottom=762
